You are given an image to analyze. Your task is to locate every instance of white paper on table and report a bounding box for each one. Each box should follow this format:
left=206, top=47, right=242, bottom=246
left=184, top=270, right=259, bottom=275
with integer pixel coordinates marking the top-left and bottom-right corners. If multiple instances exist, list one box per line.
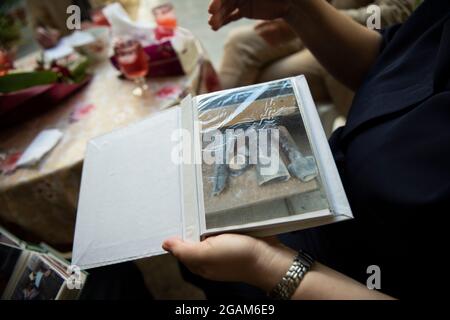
left=17, top=129, right=63, bottom=167
left=102, top=2, right=155, bottom=46
left=44, top=31, right=96, bottom=63
left=61, top=31, right=96, bottom=48
left=44, top=43, right=74, bottom=62
left=72, top=107, right=184, bottom=269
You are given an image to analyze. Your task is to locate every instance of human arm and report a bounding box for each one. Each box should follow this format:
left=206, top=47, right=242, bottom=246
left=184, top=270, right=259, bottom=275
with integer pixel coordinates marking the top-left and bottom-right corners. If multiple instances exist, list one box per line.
left=341, top=0, right=417, bottom=28
left=253, top=0, right=415, bottom=58
left=208, top=0, right=382, bottom=90
left=253, top=0, right=416, bottom=53
left=163, top=234, right=394, bottom=300
left=254, top=19, right=298, bottom=47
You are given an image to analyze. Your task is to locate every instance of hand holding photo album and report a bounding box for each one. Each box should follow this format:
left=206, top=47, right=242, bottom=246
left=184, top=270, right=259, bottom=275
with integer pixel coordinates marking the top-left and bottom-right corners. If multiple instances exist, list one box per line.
left=72, top=76, right=352, bottom=269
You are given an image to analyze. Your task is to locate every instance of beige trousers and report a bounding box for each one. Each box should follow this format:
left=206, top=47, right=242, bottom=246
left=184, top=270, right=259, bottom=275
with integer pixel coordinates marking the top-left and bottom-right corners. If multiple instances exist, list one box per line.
left=219, top=25, right=354, bottom=116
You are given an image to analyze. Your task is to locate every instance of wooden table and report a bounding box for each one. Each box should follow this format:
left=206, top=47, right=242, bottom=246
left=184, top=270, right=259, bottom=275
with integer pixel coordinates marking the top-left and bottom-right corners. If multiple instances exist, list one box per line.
left=0, top=52, right=214, bottom=246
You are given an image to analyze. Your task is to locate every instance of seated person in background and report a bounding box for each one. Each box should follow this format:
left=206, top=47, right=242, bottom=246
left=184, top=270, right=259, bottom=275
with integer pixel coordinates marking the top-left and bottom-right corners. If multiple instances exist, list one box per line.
left=164, top=0, right=450, bottom=299
left=27, top=0, right=140, bottom=49
left=220, top=0, right=417, bottom=116
left=27, top=0, right=92, bottom=48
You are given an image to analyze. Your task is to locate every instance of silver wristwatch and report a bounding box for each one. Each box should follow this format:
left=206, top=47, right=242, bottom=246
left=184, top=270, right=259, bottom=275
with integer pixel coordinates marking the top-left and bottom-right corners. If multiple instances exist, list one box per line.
left=268, top=250, right=314, bottom=300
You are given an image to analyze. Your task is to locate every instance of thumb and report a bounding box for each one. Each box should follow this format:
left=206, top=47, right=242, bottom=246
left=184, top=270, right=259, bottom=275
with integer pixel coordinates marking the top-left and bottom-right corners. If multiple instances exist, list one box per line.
left=162, top=237, right=202, bottom=263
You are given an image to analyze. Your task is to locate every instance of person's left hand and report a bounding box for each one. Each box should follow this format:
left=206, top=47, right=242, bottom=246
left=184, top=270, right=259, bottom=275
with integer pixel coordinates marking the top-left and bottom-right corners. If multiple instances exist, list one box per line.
left=208, top=0, right=292, bottom=30
left=163, top=234, right=295, bottom=291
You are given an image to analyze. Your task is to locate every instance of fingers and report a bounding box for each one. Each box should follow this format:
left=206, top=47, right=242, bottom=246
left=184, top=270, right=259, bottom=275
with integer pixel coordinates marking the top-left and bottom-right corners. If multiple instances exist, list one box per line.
left=221, top=9, right=243, bottom=28
left=208, top=0, right=223, bottom=14
left=208, top=0, right=240, bottom=30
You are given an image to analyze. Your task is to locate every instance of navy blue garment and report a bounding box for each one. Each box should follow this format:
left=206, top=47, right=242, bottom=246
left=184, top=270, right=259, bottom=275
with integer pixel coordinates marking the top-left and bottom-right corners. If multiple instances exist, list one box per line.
left=309, top=0, right=450, bottom=298
left=275, top=0, right=450, bottom=299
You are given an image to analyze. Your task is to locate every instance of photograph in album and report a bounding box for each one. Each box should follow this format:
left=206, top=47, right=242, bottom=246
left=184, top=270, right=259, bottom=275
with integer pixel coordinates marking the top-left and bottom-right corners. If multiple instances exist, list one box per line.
left=196, top=79, right=329, bottom=232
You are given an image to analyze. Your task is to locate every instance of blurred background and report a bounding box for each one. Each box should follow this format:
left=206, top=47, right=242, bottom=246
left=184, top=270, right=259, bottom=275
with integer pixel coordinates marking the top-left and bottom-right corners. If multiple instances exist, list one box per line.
left=1, top=0, right=253, bottom=300
left=6, top=0, right=252, bottom=68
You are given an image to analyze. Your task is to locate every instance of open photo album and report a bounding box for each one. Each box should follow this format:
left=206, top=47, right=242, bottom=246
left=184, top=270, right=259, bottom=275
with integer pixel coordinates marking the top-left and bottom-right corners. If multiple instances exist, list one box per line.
left=72, top=76, right=353, bottom=269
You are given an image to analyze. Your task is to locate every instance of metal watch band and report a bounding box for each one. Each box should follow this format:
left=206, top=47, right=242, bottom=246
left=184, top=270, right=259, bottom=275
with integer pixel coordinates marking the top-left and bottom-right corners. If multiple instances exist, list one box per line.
left=268, top=250, right=314, bottom=300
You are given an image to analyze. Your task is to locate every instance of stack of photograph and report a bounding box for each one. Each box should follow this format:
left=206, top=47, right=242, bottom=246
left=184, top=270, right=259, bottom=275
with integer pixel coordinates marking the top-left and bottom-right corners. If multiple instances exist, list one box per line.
left=0, top=227, right=87, bottom=300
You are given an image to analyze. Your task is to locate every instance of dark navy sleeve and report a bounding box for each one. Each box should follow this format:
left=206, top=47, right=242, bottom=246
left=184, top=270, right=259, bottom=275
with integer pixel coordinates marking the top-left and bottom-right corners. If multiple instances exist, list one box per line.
left=378, top=24, right=403, bottom=52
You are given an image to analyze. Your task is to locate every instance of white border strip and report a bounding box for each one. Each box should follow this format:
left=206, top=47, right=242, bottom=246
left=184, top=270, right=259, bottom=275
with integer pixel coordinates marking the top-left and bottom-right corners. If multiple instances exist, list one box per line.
left=292, top=76, right=352, bottom=218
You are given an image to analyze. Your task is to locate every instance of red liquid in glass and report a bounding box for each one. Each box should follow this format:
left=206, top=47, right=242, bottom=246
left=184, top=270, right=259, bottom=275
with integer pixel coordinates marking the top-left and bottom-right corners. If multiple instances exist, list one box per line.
left=153, top=3, right=177, bottom=34
left=117, top=47, right=149, bottom=79
left=156, top=16, right=177, bottom=29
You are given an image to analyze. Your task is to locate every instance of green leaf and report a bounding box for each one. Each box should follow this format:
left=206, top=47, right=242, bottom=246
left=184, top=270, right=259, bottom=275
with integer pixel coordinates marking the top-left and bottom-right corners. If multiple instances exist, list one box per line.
left=68, top=55, right=90, bottom=83
left=0, top=71, right=59, bottom=94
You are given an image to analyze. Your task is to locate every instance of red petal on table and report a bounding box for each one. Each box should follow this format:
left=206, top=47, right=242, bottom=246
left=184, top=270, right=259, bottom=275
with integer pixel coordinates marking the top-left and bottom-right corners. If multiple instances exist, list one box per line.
left=70, top=103, right=95, bottom=123
left=0, top=151, right=23, bottom=175
left=156, top=85, right=182, bottom=99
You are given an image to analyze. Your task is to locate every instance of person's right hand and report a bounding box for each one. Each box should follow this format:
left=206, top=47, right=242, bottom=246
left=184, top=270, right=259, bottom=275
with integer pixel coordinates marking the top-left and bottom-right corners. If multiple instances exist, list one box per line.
left=255, top=19, right=297, bottom=46
left=163, top=233, right=296, bottom=291
left=208, top=0, right=292, bottom=30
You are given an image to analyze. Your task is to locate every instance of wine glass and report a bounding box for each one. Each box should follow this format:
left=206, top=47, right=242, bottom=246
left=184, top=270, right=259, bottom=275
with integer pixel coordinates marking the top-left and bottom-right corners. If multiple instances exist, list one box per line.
left=152, top=3, right=177, bottom=40
left=114, top=39, right=149, bottom=97
left=153, top=3, right=177, bottom=28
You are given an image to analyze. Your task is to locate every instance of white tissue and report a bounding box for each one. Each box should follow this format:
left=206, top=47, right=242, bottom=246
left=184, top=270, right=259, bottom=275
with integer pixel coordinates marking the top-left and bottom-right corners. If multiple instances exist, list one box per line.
left=17, top=129, right=63, bottom=167
left=61, top=31, right=96, bottom=48
left=102, top=3, right=155, bottom=46
left=44, top=44, right=74, bottom=62
left=44, top=31, right=95, bottom=62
